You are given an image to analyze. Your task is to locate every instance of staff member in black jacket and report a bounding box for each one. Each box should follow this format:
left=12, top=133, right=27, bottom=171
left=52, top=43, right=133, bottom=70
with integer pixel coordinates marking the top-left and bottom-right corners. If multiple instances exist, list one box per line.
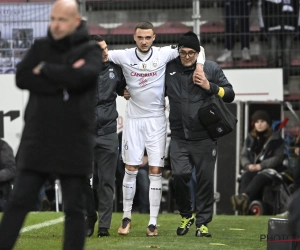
left=0, top=1, right=102, bottom=249
left=165, top=31, right=235, bottom=237
left=84, top=35, right=126, bottom=238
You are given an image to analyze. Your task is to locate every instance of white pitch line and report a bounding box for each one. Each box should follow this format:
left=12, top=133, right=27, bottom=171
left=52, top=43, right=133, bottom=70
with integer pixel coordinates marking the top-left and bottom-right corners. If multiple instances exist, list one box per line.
left=20, top=216, right=64, bottom=233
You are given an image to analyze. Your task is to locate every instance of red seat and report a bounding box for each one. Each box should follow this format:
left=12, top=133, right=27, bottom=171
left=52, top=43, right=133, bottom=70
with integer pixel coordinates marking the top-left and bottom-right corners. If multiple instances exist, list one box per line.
left=291, top=52, right=300, bottom=67
left=0, top=0, right=26, bottom=2
left=200, top=20, right=260, bottom=34
left=250, top=24, right=260, bottom=32
left=216, top=61, right=234, bottom=69
left=215, top=55, right=268, bottom=69
left=87, top=23, right=108, bottom=35
left=200, top=20, right=225, bottom=34
left=235, top=55, right=268, bottom=68
left=28, top=0, right=55, bottom=2
left=284, top=94, right=300, bottom=102
left=110, top=22, right=136, bottom=35
left=155, top=22, right=191, bottom=35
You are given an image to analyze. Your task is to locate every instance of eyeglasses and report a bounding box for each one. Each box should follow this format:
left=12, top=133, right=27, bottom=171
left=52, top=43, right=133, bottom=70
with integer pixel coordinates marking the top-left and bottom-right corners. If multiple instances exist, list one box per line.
left=179, top=50, right=197, bottom=58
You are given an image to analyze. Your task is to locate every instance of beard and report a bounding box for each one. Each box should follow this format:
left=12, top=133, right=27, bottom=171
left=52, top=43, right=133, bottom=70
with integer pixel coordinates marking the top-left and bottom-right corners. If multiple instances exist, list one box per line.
left=137, top=46, right=151, bottom=53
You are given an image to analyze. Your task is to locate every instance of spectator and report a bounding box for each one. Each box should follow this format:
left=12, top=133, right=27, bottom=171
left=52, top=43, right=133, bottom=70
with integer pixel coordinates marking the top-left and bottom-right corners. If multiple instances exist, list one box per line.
left=12, top=29, right=32, bottom=49
left=231, top=110, right=285, bottom=215
left=258, top=0, right=300, bottom=95
left=165, top=31, right=235, bottom=237
left=84, top=35, right=126, bottom=238
left=0, top=1, right=102, bottom=250
left=0, top=31, right=9, bottom=49
left=0, top=139, right=16, bottom=212
left=217, top=0, right=252, bottom=62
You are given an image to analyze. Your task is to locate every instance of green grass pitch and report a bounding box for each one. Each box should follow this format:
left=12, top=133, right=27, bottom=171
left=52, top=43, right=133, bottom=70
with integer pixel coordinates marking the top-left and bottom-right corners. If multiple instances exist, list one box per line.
left=0, top=212, right=284, bottom=250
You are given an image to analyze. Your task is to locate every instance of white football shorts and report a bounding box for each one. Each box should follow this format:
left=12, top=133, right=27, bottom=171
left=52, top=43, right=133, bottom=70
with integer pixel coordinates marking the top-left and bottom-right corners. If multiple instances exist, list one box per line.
left=122, top=116, right=167, bottom=167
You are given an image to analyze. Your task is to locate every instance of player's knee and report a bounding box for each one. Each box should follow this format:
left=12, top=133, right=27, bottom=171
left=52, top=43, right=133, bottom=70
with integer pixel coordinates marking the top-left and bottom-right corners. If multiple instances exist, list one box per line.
left=149, top=166, right=162, bottom=175
left=126, top=164, right=139, bottom=171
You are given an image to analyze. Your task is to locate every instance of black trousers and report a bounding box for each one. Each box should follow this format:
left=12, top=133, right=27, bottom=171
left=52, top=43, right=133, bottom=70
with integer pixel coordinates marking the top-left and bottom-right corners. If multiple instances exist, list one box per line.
left=268, top=32, right=293, bottom=85
left=170, top=138, right=217, bottom=227
left=84, top=133, right=119, bottom=229
left=0, top=169, right=86, bottom=250
left=239, top=171, right=273, bottom=201
left=94, top=133, right=118, bottom=229
left=225, top=0, right=251, bottom=50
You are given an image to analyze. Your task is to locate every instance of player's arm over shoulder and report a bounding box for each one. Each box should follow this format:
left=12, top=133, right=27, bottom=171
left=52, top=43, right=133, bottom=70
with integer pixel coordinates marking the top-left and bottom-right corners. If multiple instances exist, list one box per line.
left=108, top=49, right=131, bottom=65
left=157, top=45, right=179, bottom=62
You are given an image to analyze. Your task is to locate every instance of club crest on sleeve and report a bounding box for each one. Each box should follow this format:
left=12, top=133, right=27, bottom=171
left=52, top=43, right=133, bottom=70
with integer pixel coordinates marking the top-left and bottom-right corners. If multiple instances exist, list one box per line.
left=109, top=72, right=115, bottom=79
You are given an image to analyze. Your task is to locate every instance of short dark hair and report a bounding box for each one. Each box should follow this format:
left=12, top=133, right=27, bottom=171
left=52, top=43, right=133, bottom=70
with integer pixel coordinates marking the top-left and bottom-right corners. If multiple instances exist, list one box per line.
left=135, top=21, right=154, bottom=32
left=90, top=35, right=104, bottom=42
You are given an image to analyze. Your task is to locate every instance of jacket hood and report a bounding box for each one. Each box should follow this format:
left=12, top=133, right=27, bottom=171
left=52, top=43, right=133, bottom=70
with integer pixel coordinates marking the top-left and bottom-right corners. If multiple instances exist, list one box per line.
left=47, top=20, right=90, bottom=51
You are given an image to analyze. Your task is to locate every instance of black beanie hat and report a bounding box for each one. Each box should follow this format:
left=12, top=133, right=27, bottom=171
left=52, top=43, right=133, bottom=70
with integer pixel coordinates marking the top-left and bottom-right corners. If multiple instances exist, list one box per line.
left=178, top=31, right=200, bottom=52
left=251, top=110, right=271, bottom=125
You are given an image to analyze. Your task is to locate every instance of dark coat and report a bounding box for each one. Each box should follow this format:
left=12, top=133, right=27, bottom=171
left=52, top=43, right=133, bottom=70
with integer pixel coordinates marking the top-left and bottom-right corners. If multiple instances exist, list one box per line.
left=95, top=62, right=126, bottom=136
left=15, top=21, right=102, bottom=175
left=240, top=132, right=285, bottom=171
left=165, top=58, right=235, bottom=140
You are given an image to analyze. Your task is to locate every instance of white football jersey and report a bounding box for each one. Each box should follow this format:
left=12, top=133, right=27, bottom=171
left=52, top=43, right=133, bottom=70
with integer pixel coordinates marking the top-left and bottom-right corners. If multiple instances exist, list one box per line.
left=108, top=46, right=178, bottom=118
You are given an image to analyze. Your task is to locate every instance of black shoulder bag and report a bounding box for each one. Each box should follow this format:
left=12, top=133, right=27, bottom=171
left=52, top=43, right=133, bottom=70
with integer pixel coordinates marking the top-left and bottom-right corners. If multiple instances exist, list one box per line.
left=198, top=94, right=238, bottom=139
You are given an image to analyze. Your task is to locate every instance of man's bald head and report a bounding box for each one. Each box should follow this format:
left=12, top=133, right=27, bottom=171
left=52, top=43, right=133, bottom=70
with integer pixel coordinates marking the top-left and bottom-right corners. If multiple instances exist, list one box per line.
left=52, top=0, right=80, bottom=16
left=50, top=0, right=82, bottom=40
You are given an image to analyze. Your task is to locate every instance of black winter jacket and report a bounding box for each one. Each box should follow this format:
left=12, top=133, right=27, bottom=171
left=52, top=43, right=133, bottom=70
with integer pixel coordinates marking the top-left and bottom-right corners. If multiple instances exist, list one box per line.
left=95, top=62, right=126, bottom=136
left=16, top=21, right=102, bottom=175
left=165, top=58, right=235, bottom=140
left=240, top=132, right=285, bottom=171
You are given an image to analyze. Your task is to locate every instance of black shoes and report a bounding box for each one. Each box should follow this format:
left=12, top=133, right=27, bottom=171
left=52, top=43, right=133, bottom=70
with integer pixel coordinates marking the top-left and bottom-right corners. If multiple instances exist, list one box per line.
left=195, top=225, right=212, bottom=237
left=85, top=215, right=110, bottom=237
left=176, top=216, right=195, bottom=236
left=98, top=228, right=110, bottom=237
left=85, top=215, right=97, bottom=237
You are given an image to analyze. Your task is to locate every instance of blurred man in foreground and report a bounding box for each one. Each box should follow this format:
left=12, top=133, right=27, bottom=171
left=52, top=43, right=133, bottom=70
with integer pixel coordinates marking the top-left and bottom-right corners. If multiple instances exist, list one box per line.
left=0, top=1, right=101, bottom=249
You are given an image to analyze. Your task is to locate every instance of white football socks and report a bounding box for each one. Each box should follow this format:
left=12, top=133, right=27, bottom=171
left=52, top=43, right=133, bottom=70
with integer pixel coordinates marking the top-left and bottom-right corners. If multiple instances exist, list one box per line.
left=122, top=169, right=138, bottom=219
left=148, top=173, right=162, bottom=226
